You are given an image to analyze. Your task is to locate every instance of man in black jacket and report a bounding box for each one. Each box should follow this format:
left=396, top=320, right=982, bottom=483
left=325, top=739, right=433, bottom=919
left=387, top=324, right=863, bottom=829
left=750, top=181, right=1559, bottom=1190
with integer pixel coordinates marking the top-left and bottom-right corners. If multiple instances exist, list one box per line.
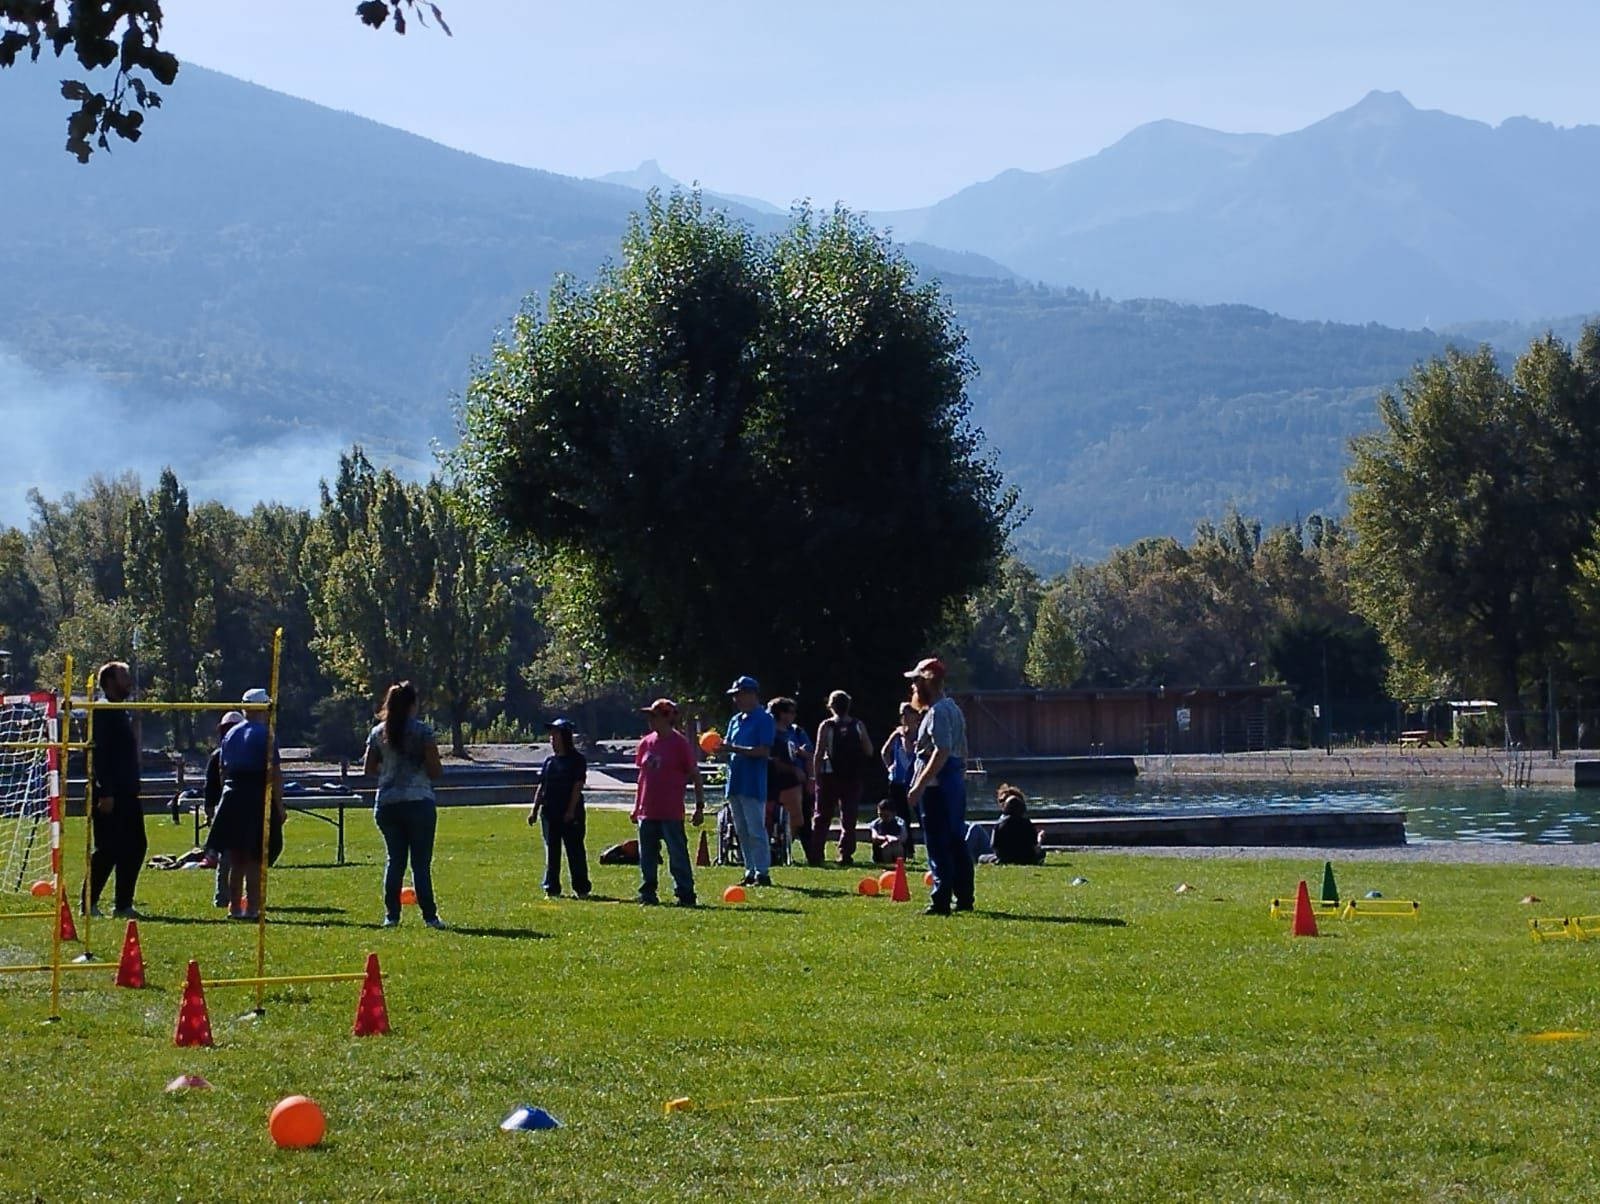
left=88, top=660, right=145, bottom=918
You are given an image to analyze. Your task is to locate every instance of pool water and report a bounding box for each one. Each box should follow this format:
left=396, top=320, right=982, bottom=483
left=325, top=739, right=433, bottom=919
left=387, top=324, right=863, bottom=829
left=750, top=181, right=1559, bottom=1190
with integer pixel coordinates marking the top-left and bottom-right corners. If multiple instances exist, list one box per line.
left=992, top=776, right=1600, bottom=845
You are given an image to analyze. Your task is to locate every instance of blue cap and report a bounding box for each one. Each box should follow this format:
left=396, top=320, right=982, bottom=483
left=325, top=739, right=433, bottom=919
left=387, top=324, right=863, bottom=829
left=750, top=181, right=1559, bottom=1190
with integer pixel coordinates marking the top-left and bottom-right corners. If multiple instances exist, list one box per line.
left=545, top=718, right=576, bottom=731
left=726, top=675, right=760, bottom=695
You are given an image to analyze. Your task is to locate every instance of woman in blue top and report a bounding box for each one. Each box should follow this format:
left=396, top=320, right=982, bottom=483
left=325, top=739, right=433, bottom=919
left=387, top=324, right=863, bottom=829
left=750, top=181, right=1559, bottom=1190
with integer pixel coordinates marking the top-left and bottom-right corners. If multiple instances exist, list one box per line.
left=879, top=701, right=919, bottom=845
left=364, top=681, right=446, bottom=928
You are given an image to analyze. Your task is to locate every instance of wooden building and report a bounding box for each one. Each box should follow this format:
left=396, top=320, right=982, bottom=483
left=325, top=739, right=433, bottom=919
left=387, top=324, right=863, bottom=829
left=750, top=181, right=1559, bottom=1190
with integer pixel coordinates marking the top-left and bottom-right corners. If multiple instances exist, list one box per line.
left=949, top=685, right=1283, bottom=758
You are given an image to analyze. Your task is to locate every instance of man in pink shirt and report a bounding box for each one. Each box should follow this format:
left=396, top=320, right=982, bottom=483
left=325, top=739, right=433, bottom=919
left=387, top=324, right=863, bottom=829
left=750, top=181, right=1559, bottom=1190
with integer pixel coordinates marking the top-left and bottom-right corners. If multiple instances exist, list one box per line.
left=633, top=698, right=704, bottom=907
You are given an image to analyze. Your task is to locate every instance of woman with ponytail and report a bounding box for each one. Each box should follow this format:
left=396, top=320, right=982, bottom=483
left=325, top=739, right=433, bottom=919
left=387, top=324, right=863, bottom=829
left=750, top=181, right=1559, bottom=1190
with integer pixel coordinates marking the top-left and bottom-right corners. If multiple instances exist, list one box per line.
left=363, top=681, right=446, bottom=927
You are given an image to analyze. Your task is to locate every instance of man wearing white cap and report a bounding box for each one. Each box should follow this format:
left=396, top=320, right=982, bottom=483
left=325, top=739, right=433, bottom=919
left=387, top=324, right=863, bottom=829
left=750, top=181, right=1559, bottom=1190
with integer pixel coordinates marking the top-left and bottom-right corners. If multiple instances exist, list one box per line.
left=904, top=657, right=973, bottom=915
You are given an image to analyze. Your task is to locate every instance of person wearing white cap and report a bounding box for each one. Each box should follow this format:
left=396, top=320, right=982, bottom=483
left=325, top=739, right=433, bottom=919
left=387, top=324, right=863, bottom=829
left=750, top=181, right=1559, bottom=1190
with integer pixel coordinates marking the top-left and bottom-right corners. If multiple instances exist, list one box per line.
left=203, top=709, right=248, bottom=908
left=904, top=657, right=973, bottom=915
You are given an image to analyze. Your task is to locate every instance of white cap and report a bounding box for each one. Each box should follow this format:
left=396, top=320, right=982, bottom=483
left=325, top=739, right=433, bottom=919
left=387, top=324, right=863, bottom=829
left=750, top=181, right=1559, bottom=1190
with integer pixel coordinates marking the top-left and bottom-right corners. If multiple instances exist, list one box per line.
left=219, top=710, right=246, bottom=728
left=242, top=688, right=271, bottom=705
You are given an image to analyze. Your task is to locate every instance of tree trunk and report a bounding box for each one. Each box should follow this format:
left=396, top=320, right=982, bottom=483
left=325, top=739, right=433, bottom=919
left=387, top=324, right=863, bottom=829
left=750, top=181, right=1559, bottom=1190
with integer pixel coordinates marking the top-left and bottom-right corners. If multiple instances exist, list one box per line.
left=451, top=714, right=466, bottom=759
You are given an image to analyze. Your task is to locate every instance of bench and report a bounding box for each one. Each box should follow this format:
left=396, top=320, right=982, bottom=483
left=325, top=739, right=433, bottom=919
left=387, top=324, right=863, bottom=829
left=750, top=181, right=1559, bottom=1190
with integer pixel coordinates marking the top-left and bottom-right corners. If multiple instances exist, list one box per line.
left=1399, top=730, right=1440, bottom=748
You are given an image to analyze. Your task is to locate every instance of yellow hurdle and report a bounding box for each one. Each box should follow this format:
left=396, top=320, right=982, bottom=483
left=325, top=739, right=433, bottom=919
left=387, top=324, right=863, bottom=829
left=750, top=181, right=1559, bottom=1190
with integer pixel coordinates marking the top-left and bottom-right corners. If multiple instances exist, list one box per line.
left=1340, top=898, right=1420, bottom=919
left=1529, top=915, right=1600, bottom=942
left=1268, top=897, right=1343, bottom=920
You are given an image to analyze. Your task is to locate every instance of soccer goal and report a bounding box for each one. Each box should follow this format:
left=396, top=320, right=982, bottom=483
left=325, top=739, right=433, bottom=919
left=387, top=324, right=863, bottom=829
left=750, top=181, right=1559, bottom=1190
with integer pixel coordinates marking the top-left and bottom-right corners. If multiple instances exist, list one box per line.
left=0, top=691, right=60, bottom=896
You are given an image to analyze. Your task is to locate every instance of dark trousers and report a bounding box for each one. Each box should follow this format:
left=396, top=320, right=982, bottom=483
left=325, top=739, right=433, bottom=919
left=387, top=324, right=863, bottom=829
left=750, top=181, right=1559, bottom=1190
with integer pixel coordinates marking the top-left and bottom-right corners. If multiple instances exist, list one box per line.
left=921, top=769, right=973, bottom=909
left=811, top=775, right=864, bottom=863
left=540, top=810, right=591, bottom=896
left=638, top=819, right=695, bottom=903
left=89, top=795, right=147, bottom=912
left=375, top=799, right=439, bottom=922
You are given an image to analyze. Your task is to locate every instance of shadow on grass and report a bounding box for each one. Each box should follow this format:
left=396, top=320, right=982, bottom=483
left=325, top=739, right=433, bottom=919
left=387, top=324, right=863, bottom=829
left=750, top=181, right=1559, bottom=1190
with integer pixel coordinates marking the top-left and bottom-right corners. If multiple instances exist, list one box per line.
left=771, top=883, right=846, bottom=900
left=269, top=904, right=347, bottom=916
left=280, top=861, right=372, bottom=870
left=974, top=911, right=1127, bottom=927
left=447, top=925, right=552, bottom=940
left=709, top=904, right=804, bottom=916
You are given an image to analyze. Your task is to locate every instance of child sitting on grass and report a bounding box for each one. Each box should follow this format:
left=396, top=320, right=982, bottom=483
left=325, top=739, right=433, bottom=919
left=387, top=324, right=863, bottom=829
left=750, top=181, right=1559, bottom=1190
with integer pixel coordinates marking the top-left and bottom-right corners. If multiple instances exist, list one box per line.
left=992, top=783, right=1046, bottom=865
left=868, top=799, right=910, bottom=865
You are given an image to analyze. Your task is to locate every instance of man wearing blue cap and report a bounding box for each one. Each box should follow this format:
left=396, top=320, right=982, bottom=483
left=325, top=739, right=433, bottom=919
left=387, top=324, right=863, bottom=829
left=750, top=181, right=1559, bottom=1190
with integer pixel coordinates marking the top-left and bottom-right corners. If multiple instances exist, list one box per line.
left=722, top=675, right=775, bottom=886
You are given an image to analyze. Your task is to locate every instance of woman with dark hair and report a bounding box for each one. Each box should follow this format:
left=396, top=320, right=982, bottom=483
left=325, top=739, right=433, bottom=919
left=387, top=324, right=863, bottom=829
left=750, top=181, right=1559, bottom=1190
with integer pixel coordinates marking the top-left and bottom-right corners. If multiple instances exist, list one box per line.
left=363, top=681, right=446, bottom=928
left=766, top=698, right=809, bottom=864
left=528, top=718, right=590, bottom=898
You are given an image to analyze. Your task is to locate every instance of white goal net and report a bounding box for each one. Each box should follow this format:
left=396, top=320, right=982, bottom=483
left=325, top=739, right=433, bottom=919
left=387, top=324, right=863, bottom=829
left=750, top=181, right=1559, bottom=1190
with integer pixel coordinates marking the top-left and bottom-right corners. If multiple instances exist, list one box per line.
left=0, top=693, right=60, bottom=895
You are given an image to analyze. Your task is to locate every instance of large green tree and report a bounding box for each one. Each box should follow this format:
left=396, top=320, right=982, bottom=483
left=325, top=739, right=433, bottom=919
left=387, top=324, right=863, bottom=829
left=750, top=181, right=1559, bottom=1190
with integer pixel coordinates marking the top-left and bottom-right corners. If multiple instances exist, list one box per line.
left=453, top=194, right=1015, bottom=721
left=1346, top=330, right=1600, bottom=709
left=0, top=1, right=445, bottom=160
left=307, top=448, right=509, bottom=754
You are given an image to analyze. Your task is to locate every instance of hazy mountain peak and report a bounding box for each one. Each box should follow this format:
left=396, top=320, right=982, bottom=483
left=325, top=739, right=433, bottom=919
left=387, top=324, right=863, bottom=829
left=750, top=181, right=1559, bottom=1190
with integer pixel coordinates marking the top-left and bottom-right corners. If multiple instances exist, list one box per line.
left=597, top=159, right=683, bottom=191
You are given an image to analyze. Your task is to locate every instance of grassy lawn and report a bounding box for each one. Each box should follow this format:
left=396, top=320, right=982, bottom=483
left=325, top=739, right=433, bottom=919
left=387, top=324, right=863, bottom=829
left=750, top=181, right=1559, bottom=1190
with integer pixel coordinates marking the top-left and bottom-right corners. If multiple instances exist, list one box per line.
left=4, top=805, right=1600, bottom=1201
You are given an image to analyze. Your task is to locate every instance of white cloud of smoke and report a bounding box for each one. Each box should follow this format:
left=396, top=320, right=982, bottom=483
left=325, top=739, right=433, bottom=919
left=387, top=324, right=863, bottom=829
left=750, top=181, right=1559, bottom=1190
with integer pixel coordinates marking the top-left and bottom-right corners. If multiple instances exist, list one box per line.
left=0, top=351, right=407, bottom=527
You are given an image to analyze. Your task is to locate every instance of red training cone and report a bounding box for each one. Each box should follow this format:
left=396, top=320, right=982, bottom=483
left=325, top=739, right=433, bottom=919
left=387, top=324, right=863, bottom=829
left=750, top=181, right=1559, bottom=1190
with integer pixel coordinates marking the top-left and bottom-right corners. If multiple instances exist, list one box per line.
left=174, top=960, right=214, bottom=1047
left=1291, top=879, right=1319, bottom=938
left=695, top=830, right=710, bottom=868
left=58, top=896, right=77, bottom=943
left=353, top=952, right=390, bottom=1037
left=890, top=856, right=911, bottom=903
left=114, top=919, right=145, bottom=988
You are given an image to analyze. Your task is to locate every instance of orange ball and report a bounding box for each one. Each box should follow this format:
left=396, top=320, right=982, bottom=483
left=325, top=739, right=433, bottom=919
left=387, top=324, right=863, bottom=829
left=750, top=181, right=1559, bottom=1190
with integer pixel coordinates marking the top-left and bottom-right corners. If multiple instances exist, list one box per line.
left=698, top=729, right=724, bottom=754
left=923, top=870, right=935, bottom=887
left=857, top=875, right=880, bottom=896
left=878, top=871, right=896, bottom=893
left=722, top=884, right=746, bottom=904
left=268, top=1095, right=325, bottom=1149
left=29, top=879, right=53, bottom=897
left=399, top=886, right=417, bottom=906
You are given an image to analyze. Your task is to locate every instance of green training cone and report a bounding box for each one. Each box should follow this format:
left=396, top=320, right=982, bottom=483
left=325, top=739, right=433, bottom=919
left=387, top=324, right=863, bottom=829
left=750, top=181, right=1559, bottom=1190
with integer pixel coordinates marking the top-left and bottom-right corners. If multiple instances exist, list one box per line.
left=1320, top=860, right=1339, bottom=907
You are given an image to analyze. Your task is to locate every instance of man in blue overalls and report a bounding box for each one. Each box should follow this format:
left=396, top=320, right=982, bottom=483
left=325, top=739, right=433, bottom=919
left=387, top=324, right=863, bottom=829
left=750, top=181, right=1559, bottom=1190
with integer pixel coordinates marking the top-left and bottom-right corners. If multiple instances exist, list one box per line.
left=904, top=657, right=972, bottom=915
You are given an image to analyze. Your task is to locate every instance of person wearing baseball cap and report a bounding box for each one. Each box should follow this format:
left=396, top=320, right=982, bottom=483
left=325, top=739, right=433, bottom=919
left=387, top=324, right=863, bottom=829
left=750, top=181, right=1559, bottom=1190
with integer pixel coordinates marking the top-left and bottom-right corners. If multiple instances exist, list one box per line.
left=721, top=674, right=775, bottom=887
left=904, top=655, right=973, bottom=914
left=528, top=718, right=591, bottom=899
left=632, top=698, right=703, bottom=906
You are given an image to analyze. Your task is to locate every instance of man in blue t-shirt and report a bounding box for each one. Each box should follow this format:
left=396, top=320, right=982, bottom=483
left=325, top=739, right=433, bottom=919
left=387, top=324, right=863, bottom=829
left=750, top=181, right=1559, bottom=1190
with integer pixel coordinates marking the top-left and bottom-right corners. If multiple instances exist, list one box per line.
left=722, top=674, right=775, bottom=886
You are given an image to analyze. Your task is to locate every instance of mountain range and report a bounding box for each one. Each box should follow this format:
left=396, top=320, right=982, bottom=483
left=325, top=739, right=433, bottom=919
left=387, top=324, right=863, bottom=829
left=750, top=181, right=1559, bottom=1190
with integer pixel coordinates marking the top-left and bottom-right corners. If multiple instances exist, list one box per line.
left=0, top=66, right=1593, bottom=562
left=876, top=91, right=1600, bottom=329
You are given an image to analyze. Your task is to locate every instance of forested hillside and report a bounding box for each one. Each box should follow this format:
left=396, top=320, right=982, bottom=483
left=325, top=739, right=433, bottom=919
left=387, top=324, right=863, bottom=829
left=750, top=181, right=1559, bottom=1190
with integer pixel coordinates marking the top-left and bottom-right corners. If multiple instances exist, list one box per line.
left=1, top=64, right=1454, bottom=559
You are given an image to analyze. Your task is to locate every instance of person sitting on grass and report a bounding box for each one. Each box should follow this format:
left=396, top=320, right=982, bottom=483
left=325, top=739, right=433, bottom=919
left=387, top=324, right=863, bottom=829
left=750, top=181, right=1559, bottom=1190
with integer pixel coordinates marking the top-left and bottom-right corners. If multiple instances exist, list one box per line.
left=868, top=798, right=910, bottom=865
left=992, top=783, right=1046, bottom=865
left=528, top=717, right=590, bottom=899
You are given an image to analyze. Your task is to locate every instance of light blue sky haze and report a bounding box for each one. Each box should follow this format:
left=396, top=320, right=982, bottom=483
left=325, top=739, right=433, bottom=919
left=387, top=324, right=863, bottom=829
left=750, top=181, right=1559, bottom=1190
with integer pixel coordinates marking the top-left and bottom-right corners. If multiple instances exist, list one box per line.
left=160, top=0, right=1600, bottom=210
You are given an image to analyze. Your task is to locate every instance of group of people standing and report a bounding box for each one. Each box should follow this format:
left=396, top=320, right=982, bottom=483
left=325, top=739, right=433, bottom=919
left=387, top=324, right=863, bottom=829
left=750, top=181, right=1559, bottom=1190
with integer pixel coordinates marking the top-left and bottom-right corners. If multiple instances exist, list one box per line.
left=612, top=654, right=976, bottom=915
left=83, top=653, right=985, bottom=924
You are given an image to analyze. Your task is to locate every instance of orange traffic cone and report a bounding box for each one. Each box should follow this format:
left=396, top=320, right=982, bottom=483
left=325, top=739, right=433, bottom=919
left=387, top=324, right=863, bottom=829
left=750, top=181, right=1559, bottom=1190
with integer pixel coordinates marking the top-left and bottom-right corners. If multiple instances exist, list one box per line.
left=695, top=830, right=710, bottom=868
left=890, top=855, right=911, bottom=903
left=58, top=896, right=77, bottom=943
left=174, top=960, right=214, bottom=1047
left=353, top=952, right=390, bottom=1037
left=1291, top=879, right=1319, bottom=938
left=114, top=920, right=145, bottom=988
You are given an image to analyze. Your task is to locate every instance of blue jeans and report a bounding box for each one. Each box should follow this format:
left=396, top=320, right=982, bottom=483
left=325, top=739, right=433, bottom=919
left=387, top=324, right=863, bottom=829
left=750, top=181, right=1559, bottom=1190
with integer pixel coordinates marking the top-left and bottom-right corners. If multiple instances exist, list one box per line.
left=726, top=795, right=771, bottom=876
left=638, top=819, right=695, bottom=903
left=375, top=799, right=439, bottom=922
left=921, top=759, right=972, bottom=909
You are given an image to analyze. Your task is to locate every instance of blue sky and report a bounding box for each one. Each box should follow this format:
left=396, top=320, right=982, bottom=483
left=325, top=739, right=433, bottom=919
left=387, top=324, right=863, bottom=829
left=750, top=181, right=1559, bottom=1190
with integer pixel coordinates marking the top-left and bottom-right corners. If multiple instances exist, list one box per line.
left=159, top=0, right=1600, bottom=211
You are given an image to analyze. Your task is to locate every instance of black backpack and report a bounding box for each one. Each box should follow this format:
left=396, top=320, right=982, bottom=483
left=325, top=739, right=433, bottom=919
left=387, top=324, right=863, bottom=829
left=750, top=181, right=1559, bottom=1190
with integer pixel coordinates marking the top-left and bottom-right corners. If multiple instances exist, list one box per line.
left=824, top=718, right=866, bottom=779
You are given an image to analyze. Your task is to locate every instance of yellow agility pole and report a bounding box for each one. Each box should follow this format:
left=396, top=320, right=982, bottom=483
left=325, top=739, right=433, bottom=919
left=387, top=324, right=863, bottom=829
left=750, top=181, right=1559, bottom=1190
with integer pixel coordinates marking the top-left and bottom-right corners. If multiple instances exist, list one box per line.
left=252, top=627, right=283, bottom=1015
left=81, top=669, right=95, bottom=959
left=202, top=972, right=364, bottom=988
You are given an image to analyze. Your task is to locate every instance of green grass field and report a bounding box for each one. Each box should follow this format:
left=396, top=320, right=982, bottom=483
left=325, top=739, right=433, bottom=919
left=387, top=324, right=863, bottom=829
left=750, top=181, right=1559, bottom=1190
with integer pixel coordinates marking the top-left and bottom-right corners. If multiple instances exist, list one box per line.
left=4, top=806, right=1600, bottom=1201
